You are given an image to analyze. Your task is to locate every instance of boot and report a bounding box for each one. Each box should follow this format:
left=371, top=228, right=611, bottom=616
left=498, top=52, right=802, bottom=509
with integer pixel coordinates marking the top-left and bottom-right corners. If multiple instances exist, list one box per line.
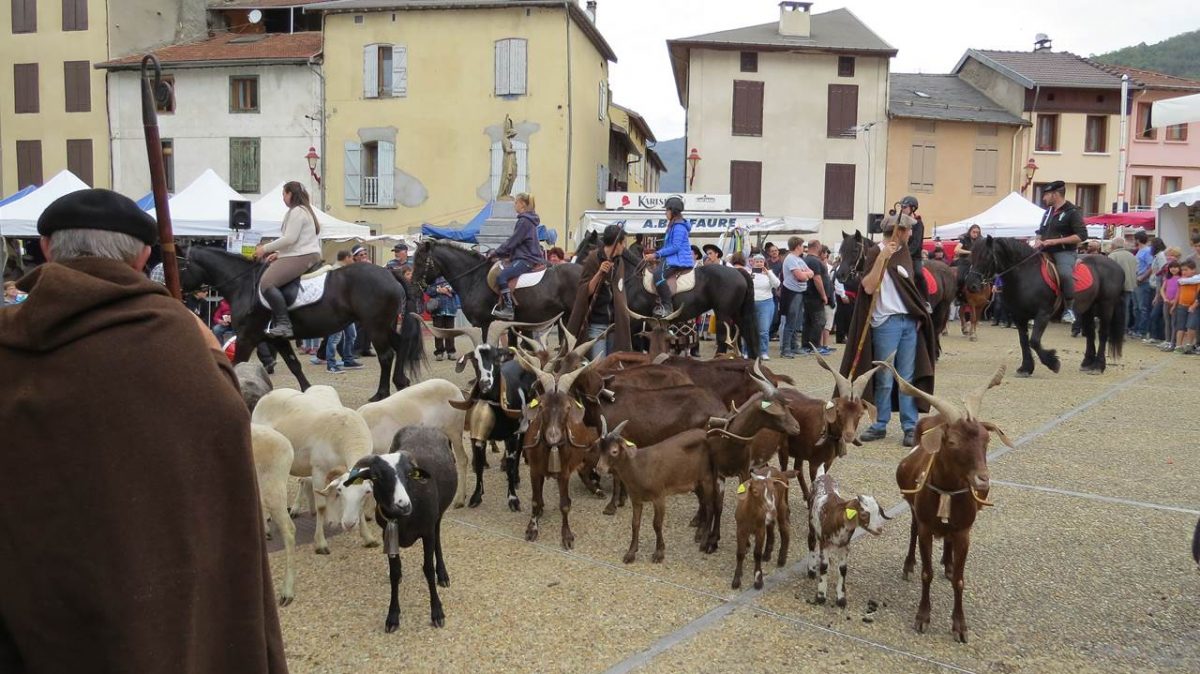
left=1062, top=299, right=1075, bottom=324
left=263, top=287, right=294, bottom=338
left=492, top=289, right=515, bottom=320
left=653, top=280, right=673, bottom=318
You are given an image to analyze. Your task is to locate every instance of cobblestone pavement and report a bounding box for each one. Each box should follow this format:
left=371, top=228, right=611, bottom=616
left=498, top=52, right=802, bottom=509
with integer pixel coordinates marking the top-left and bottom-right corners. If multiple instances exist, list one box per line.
left=263, top=323, right=1199, bottom=673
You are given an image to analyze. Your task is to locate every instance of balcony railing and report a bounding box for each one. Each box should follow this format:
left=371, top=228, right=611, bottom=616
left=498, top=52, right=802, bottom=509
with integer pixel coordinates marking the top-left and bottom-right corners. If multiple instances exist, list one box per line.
left=362, top=176, right=380, bottom=206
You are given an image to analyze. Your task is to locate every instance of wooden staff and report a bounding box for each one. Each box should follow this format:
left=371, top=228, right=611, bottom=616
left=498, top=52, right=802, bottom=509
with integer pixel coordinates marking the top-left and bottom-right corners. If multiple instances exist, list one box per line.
left=140, top=55, right=180, bottom=300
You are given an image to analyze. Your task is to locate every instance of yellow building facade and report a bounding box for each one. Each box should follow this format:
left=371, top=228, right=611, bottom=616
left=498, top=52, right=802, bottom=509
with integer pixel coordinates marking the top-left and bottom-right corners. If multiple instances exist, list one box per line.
left=608, top=102, right=664, bottom=193
left=319, top=3, right=616, bottom=242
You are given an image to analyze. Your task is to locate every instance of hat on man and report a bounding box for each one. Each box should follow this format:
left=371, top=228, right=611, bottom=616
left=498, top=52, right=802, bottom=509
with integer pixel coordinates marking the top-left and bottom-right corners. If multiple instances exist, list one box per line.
left=1043, top=180, right=1067, bottom=194
left=702, top=243, right=724, bottom=258
left=392, top=242, right=408, bottom=252
left=351, top=245, right=368, bottom=256
left=37, top=189, right=158, bottom=246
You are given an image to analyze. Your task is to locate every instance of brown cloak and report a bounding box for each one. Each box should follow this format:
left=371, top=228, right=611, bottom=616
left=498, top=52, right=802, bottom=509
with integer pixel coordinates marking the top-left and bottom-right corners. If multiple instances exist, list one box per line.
left=0, top=258, right=287, bottom=673
left=837, top=243, right=938, bottom=411
left=566, top=248, right=633, bottom=352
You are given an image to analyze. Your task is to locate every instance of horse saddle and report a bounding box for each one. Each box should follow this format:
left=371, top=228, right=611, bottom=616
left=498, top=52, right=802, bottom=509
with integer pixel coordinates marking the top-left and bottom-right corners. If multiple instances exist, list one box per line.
left=922, top=267, right=938, bottom=297
left=487, top=262, right=547, bottom=293
left=259, top=262, right=332, bottom=311
left=1039, top=255, right=1094, bottom=295
left=638, top=264, right=696, bottom=295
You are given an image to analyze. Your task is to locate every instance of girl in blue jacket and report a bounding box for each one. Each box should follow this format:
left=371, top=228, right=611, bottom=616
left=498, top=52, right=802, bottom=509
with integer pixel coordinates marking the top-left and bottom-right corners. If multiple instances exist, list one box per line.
left=648, top=196, right=693, bottom=318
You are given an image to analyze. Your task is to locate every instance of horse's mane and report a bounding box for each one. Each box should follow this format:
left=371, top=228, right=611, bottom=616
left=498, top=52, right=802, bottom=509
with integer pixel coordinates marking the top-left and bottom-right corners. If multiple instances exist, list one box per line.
left=985, top=236, right=1034, bottom=262
left=425, top=239, right=485, bottom=259
left=193, top=245, right=258, bottom=266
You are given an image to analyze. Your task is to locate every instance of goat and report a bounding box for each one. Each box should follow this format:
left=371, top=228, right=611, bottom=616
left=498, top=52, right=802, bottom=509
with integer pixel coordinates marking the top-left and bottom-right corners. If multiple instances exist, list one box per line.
left=235, top=361, right=273, bottom=413
left=805, top=464, right=888, bottom=607
left=626, top=305, right=686, bottom=357
left=356, top=379, right=469, bottom=508
left=334, top=427, right=457, bottom=631
left=250, top=423, right=296, bottom=606
left=593, top=418, right=718, bottom=564
left=251, top=385, right=379, bottom=553
left=878, top=360, right=1011, bottom=643
left=732, top=466, right=796, bottom=590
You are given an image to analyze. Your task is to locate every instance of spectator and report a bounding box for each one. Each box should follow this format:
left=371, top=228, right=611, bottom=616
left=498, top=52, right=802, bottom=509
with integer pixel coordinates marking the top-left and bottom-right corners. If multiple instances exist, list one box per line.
left=930, top=246, right=946, bottom=262
left=819, top=245, right=837, bottom=350
left=801, top=239, right=833, bottom=356
left=3, top=280, right=26, bottom=306
left=212, top=298, right=235, bottom=344
left=1160, top=260, right=1183, bottom=351
left=1186, top=233, right=1200, bottom=266
left=1086, top=239, right=1102, bottom=255
left=748, top=253, right=780, bottom=360
left=1147, top=236, right=1168, bottom=342
left=1172, top=260, right=1199, bottom=353
left=765, top=242, right=784, bottom=341
left=1108, top=237, right=1138, bottom=338
left=314, top=249, right=363, bottom=372
left=780, top=236, right=814, bottom=358
left=702, top=244, right=724, bottom=266
left=427, top=275, right=460, bottom=361
left=385, top=242, right=410, bottom=271
left=1133, top=231, right=1154, bottom=338
left=546, top=247, right=567, bottom=265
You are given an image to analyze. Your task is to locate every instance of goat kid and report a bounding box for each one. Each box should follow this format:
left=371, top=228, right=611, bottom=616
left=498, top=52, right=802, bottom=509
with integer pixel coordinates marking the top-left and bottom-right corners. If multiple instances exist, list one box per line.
left=732, top=466, right=797, bottom=590
left=805, top=464, right=888, bottom=607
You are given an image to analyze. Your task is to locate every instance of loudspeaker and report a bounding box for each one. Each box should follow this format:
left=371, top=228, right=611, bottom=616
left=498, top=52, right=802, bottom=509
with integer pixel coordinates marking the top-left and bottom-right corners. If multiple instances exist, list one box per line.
left=229, top=200, right=252, bottom=230
left=866, top=212, right=885, bottom=234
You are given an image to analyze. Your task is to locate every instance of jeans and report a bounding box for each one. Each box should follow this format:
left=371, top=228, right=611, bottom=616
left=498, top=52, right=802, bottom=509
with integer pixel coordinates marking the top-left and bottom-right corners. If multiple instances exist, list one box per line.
left=212, top=324, right=235, bottom=345
left=769, top=295, right=781, bottom=339
left=497, top=259, right=533, bottom=287
left=803, top=296, right=825, bottom=351
left=587, top=322, right=616, bottom=360
left=780, top=287, right=805, bottom=355
left=326, top=330, right=344, bottom=367
left=1134, top=281, right=1154, bottom=334
left=1052, top=251, right=1076, bottom=302
left=869, top=314, right=919, bottom=433
left=754, top=298, right=774, bottom=357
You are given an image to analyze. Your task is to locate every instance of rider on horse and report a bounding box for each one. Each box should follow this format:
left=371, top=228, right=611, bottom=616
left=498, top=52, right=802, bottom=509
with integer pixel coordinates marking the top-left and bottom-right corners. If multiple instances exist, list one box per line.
left=898, top=195, right=931, bottom=313
left=648, top=195, right=694, bottom=318
left=489, top=192, right=544, bottom=320
left=254, top=181, right=320, bottom=338
left=1031, top=179, right=1086, bottom=323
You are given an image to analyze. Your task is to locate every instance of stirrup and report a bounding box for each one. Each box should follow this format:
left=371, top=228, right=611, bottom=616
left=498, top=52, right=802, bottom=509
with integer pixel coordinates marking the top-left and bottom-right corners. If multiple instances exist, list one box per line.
left=653, top=303, right=670, bottom=318
left=266, top=321, right=294, bottom=338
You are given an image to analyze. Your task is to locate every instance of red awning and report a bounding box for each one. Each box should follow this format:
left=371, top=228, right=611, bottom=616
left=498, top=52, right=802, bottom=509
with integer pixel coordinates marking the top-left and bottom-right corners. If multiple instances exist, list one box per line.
left=1084, top=211, right=1156, bottom=228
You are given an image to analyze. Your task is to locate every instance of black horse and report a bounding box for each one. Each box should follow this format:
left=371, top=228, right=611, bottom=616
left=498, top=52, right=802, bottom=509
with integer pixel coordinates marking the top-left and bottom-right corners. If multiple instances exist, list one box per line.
left=411, top=240, right=581, bottom=339
left=970, top=236, right=1125, bottom=376
left=574, top=230, right=760, bottom=357
left=179, top=246, right=423, bottom=400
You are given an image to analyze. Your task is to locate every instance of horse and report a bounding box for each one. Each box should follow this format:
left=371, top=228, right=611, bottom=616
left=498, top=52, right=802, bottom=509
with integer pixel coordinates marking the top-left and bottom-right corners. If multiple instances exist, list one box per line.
left=970, top=236, right=1125, bottom=376
left=178, top=246, right=423, bottom=401
left=833, top=231, right=958, bottom=343
left=411, top=240, right=581, bottom=339
left=573, top=229, right=761, bottom=357
left=957, top=270, right=993, bottom=342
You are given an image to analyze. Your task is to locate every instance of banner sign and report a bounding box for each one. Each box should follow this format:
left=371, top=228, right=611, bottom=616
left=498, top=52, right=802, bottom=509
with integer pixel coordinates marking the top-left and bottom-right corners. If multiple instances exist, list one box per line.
left=582, top=211, right=775, bottom=235
left=604, top=192, right=732, bottom=212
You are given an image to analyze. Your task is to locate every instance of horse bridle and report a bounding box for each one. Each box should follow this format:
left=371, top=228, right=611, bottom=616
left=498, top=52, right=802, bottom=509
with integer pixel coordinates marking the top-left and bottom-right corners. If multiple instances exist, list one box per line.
left=973, top=244, right=1042, bottom=281
left=839, top=240, right=867, bottom=282
left=414, top=242, right=491, bottom=292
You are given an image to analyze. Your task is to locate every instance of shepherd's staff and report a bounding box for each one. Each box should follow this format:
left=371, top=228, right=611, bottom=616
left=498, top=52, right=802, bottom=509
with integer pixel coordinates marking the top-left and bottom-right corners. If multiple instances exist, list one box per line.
left=140, top=55, right=180, bottom=300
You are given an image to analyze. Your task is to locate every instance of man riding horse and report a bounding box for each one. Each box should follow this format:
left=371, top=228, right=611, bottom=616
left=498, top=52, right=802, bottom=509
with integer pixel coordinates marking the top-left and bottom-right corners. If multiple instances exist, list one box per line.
left=1031, top=180, right=1086, bottom=323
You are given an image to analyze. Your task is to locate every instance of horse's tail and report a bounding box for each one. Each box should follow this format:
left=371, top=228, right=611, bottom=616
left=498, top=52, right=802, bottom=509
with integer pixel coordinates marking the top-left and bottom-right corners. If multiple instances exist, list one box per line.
left=1107, top=282, right=1125, bottom=361
left=738, top=272, right=760, bottom=358
left=391, top=310, right=425, bottom=381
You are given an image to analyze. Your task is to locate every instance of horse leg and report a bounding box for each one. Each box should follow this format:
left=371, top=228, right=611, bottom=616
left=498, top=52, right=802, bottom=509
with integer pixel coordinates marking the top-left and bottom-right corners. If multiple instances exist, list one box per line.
left=1029, top=314, right=1060, bottom=373
left=274, top=339, right=310, bottom=390
left=1015, top=321, right=1035, bottom=377
left=1080, top=308, right=1099, bottom=372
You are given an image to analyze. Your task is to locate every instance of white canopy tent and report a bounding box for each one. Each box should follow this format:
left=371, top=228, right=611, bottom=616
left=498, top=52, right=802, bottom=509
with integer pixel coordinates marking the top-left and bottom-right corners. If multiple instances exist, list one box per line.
left=1152, top=92, right=1200, bottom=130
left=0, top=170, right=91, bottom=236
left=934, top=192, right=1046, bottom=239
left=251, top=182, right=372, bottom=241
left=1155, top=185, right=1200, bottom=249
left=148, top=169, right=250, bottom=237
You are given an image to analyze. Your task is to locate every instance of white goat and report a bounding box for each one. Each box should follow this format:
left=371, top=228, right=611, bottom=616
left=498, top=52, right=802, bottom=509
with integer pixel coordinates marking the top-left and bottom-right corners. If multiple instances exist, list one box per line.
left=251, top=385, right=379, bottom=553
left=250, top=423, right=296, bottom=605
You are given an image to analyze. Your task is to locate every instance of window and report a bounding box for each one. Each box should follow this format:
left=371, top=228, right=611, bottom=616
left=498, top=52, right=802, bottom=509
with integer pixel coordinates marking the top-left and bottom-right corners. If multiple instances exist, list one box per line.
left=908, top=142, right=936, bottom=193
left=229, top=76, right=259, bottom=113
left=1166, top=123, right=1188, bottom=142
left=13, top=63, right=38, bottom=113
left=1035, top=114, right=1059, bottom=151
left=730, top=161, right=762, bottom=212
left=229, top=138, right=260, bottom=193
left=362, top=44, right=407, bottom=98
left=1162, top=176, right=1181, bottom=195
left=11, top=0, right=35, bottom=33
left=1075, top=184, right=1100, bottom=216
left=15, top=140, right=42, bottom=187
left=66, top=139, right=93, bottom=186
left=161, top=139, right=175, bottom=192
left=157, top=75, right=175, bottom=113
left=1136, top=103, right=1155, bottom=140
left=823, top=163, right=856, bottom=219
left=343, top=139, right=394, bottom=207
left=838, top=56, right=855, bottom=77
left=1084, top=115, right=1107, bottom=153
left=914, top=120, right=936, bottom=134
left=490, top=138, right=528, bottom=197
left=495, top=38, right=527, bottom=95
left=599, top=80, right=608, bottom=121
left=972, top=147, right=998, bottom=195
left=740, top=51, right=758, bottom=73
left=732, top=80, right=764, bottom=137
left=63, top=60, right=90, bottom=112
left=596, top=164, right=606, bottom=203
left=62, top=0, right=87, bottom=31
left=1132, top=176, right=1152, bottom=207
left=826, top=84, right=858, bottom=138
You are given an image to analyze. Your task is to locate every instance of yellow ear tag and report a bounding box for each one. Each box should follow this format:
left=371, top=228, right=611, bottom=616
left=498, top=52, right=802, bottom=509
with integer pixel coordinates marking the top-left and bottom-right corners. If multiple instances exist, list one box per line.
left=575, top=400, right=584, bottom=409
left=760, top=400, right=771, bottom=410
left=737, top=483, right=747, bottom=494
left=825, top=400, right=835, bottom=410
left=845, top=508, right=858, bottom=520
left=624, top=440, right=635, bottom=447
left=529, top=399, right=539, bottom=408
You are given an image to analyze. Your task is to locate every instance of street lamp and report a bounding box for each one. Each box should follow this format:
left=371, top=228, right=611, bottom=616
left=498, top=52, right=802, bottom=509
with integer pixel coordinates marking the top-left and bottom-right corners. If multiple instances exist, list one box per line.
left=1021, top=157, right=1038, bottom=194
left=687, top=147, right=701, bottom=189
left=305, top=146, right=321, bottom=185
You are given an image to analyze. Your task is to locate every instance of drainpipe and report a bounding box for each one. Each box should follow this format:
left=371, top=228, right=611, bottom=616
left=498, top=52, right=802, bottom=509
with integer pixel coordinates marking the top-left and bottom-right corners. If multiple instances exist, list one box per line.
left=1116, top=74, right=1129, bottom=213
left=563, top=1, right=575, bottom=243
left=309, top=56, right=326, bottom=210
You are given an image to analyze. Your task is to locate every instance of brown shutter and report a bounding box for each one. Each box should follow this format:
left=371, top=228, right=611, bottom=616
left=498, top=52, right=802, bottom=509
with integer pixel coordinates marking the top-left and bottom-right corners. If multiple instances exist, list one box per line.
left=64, top=61, right=90, bottom=112
left=732, top=80, right=764, bottom=137
left=66, top=139, right=93, bottom=186
left=15, top=140, right=43, bottom=187
left=62, top=0, right=87, bottom=30
left=730, top=161, right=763, bottom=213
left=12, top=0, right=37, bottom=33
left=827, top=85, right=858, bottom=138
left=13, top=63, right=38, bottom=113
left=823, top=163, right=855, bottom=219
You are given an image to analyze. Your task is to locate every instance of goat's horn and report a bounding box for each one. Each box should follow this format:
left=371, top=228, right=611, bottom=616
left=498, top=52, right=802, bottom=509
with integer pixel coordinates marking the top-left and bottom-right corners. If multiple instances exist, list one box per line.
left=851, top=364, right=883, bottom=400
left=626, top=306, right=655, bottom=323
left=488, top=312, right=563, bottom=346
left=811, top=347, right=851, bottom=399
left=560, top=319, right=578, bottom=353
left=423, top=319, right=481, bottom=349
left=574, top=324, right=611, bottom=358
left=611, top=419, right=630, bottom=438
left=963, top=363, right=1006, bottom=421
left=556, top=363, right=589, bottom=397
left=750, top=358, right=776, bottom=397
left=513, top=348, right=556, bottom=392
left=871, top=356, right=960, bottom=423
left=600, top=415, right=608, bottom=437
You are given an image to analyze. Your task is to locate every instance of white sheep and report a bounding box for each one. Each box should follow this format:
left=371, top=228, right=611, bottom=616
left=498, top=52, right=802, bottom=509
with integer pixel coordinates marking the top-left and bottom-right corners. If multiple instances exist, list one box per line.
left=250, top=423, right=296, bottom=606
left=355, top=378, right=470, bottom=508
left=251, top=385, right=380, bottom=553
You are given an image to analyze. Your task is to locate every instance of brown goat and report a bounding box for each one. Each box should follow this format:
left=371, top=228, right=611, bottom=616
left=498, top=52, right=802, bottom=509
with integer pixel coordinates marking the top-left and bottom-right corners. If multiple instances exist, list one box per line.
left=879, top=360, right=1012, bottom=644
left=732, top=466, right=796, bottom=590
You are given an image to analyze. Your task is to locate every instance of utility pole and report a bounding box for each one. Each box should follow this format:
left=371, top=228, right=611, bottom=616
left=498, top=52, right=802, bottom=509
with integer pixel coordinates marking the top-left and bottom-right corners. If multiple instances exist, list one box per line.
left=1117, top=74, right=1130, bottom=213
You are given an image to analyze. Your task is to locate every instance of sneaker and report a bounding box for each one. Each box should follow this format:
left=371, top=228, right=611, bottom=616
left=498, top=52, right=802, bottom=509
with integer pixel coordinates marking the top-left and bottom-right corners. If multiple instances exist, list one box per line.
left=310, top=356, right=325, bottom=365
left=817, top=346, right=835, bottom=356
left=1183, top=345, right=1198, bottom=355
left=799, top=347, right=815, bottom=356
left=434, top=353, right=445, bottom=362
left=781, top=352, right=796, bottom=359
left=1062, top=309, right=1076, bottom=324
left=327, top=366, right=345, bottom=374
left=1159, top=342, right=1174, bottom=351
left=860, top=427, right=886, bottom=442
left=1141, top=336, right=1156, bottom=344
left=761, top=354, right=771, bottom=361
left=342, top=360, right=365, bottom=369
left=902, top=430, right=915, bottom=447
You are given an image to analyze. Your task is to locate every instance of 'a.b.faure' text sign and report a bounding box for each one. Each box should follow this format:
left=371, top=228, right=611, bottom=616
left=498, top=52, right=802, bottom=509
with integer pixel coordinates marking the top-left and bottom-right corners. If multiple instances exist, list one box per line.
left=604, top=192, right=732, bottom=212
left=583, top=212, right=770, bottom=234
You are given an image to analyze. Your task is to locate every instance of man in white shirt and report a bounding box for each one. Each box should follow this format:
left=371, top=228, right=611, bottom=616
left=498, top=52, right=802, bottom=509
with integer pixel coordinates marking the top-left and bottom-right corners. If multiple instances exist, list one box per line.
left=779, top=236, right=814, bottom=358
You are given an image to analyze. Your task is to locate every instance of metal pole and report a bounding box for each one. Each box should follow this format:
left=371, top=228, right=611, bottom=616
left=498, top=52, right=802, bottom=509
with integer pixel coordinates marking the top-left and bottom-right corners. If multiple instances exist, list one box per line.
left=140, top=55, right=181, bottom=300
left=1117, top=74, right=1129, bottom=213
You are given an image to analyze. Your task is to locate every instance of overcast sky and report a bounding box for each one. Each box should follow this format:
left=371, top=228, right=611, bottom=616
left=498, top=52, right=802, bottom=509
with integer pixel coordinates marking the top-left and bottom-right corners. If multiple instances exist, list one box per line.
left=594, top=0, right=1200, bottom=141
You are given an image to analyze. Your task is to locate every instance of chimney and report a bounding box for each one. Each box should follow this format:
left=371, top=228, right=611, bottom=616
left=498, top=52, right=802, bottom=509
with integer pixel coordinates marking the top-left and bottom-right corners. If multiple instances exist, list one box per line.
left=586, top=1, right=597, bottom=22
left=1033, top=33, right=1052, bottom=52
left=778, top=1, right=812, bottom=38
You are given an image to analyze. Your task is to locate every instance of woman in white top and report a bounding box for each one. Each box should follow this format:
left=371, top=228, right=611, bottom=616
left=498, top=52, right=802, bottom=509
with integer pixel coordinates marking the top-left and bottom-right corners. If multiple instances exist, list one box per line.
left=254, top=181, right=321, bottom=337
left=749, top=252, right=781, bottom=359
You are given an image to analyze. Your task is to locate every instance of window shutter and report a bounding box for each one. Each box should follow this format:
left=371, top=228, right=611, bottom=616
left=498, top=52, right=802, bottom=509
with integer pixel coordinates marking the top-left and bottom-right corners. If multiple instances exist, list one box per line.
left=516, top=140, right=528, bottom=193
left=16, top=140, right=43, bottom=187
left=908, top=144, right=924, bottom=192
left=510, top=39, right=527, bottom=95
left=827, top=85, right=858, bottom=138
left=363, top=45, right=379, bottom=98
left=377, top=140, right=395, bottom=206
left=495, top=41, right=511, bottom=95
left=597, top=164, right=606, bottom=203
left=972, top=147, right=997, bottom=194
left=599, top=81, right=607, bottom=120
left=732, top=81, right=764, bottom=136
left=344, top=141, right=362, bottom=205
left=823, top=163, right=856, bottom=220
left=730, top=161, right=763, bottom=212
left=64, top=61, right=91, bottom=113
left=14, top=64, right=39, bottom=114
left=66, top=139, right=93, bottom=186
left=391, top=45, right=407, bottom=97
left=921, top=145, right=935, bottom=192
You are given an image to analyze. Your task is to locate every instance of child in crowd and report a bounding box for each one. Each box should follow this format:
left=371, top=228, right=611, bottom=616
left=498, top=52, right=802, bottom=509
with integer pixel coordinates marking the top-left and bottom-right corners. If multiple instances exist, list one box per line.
left=3, top=281, right=26, bottom=306
left=1173, top=260, right=1200, bottom=354
left=1160, top=260, right=1182, bottom=351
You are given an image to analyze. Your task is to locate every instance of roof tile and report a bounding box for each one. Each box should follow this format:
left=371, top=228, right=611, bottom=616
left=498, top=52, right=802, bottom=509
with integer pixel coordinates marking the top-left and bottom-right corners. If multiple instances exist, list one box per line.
left=98, top=32, right=322, bottom=69
left=669, top=8, right=895, bottom=55
left=889, top=74, right=1027, bottom=126
left=964, top=49, right=1124, bottom=89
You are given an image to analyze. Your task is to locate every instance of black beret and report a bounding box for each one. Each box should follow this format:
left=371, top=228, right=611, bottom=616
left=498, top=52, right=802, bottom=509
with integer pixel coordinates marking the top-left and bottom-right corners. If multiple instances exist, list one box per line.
left=38, top=189, right=158, bottom=246
left=1043, top=180, right=1066, bottom=193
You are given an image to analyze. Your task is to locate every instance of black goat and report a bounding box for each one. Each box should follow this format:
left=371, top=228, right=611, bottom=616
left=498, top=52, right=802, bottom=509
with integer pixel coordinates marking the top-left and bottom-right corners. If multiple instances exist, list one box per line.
left=342, top=427, right=457, bottom=631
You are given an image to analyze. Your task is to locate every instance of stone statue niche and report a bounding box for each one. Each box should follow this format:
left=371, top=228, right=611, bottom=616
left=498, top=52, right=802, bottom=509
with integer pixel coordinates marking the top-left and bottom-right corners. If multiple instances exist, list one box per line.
left=496, top=115, right=519, bottom=201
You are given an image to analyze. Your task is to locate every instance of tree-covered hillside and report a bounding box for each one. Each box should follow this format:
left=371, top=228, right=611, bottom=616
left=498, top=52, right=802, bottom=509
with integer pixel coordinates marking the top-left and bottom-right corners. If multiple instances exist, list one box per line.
left=1093, top=29, right=1200, bottom=80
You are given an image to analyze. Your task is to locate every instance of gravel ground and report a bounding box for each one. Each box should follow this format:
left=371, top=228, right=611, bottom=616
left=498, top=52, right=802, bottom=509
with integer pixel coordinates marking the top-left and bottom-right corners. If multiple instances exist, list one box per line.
left=264, top=323, right=1199, bottom=673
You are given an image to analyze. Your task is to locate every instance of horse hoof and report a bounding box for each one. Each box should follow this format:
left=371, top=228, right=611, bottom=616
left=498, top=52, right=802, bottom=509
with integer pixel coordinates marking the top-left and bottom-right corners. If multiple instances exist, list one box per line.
left=1015, top=370, right=1032, bottom=378
left=368, top=393, right=386, bottom=403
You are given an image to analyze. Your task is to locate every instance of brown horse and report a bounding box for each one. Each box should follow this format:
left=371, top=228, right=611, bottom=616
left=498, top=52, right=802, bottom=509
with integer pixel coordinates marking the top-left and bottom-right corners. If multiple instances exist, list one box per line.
left=957, top=266, right=993, bottom=342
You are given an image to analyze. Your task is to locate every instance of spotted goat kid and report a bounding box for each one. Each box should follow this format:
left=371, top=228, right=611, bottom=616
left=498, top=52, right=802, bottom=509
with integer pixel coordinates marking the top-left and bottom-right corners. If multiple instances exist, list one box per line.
left=806, top=464, right=889, bottom=607
left=732, top=466, right=797, bottom=590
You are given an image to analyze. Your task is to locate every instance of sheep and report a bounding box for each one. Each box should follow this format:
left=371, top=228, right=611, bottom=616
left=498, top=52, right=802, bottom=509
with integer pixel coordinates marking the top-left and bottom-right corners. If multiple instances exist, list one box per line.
left=251, top=385, right=379, bottom=553
left=250, top=423, right=296, bottom=606
left=235, top=361, right=273, bottom=413
left=331, top=426, right=457, bottom=631
left=732, top=466, right=797, bottom=590
left=807, top=464, right=889, bottom=608
left=356, top=379, right=469, bottom=508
